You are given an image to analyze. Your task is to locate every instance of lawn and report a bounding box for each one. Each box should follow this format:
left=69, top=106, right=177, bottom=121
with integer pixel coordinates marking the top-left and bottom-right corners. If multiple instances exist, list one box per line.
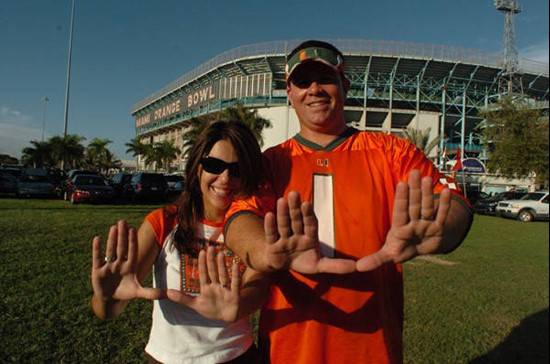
left=0, top=198, right=548, bottom=363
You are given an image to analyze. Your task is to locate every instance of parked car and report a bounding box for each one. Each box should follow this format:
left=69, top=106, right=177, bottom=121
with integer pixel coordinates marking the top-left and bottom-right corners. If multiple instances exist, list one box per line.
left=16, top=174, right=56, bottom=198
left=495, top=191, right=549, bottom=222
left=0, top=164, right=24, bottom=178
left=0, top=170, right=18, bottom=195
left=464, top=189, right=490, bottom=205
left=47, top=168, right=67, bottom=197
left=110, top=172, right=133, bottom=199
left=67, top=174, right=116, bottom=204
left=61, top=169, right=101, bottom=200
left=472, top=191, right=527, bottom=215
left=165, top=174, right=185, bottom=198
left=130, top=172, right=168, bottom=202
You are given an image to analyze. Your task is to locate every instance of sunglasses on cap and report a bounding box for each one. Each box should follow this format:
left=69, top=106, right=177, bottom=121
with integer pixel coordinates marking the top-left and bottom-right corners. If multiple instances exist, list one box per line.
left=200, top=156, right=240, bottom=178
left=285, top=46, right=344, bottom=81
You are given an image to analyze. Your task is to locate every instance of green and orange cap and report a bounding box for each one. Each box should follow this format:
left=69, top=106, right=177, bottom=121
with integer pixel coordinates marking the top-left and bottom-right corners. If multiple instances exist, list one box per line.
left=285, top=40, right=345, bottom=82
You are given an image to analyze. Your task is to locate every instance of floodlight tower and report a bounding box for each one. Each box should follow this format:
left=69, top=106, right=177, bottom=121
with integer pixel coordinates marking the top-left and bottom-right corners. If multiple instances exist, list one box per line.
left=494, top=0, right=523, bottom=95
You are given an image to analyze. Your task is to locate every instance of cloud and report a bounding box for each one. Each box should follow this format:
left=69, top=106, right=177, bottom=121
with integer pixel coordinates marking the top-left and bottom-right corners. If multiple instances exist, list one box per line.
left=520, top=40, right=549, bottom=63
left=0, top=106, right=32, bottom=125
left=0, top=106, right=41, bottom=159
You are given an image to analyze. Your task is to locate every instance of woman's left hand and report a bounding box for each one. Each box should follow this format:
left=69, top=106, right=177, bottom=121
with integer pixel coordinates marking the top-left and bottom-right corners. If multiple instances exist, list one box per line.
left=167, top=246, right=241, bottom=322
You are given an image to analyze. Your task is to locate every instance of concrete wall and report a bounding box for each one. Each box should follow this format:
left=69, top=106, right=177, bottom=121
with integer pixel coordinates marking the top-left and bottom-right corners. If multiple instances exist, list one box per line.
left=257, top=106, right=300, bottom=150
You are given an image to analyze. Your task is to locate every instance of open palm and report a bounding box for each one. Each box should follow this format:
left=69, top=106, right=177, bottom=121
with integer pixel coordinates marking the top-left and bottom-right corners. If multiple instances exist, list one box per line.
left=356, top=170, right=451, bottom=272
left=91, top=220, right=166, bottom=302
left=167, top=246, right=241, bottom=322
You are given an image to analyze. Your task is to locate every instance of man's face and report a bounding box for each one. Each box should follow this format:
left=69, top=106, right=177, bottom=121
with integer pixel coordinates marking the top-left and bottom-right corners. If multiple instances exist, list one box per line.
left=287, top=62, right=349, bottom=134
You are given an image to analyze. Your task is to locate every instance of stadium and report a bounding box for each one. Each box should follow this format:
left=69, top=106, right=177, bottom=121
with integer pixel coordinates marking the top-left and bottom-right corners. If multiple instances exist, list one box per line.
left=130, top=39, right=549, bottom=191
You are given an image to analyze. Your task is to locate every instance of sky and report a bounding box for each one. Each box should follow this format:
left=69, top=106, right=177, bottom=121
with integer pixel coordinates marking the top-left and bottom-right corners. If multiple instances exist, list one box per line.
left=1, top=0, right=548, bottom=162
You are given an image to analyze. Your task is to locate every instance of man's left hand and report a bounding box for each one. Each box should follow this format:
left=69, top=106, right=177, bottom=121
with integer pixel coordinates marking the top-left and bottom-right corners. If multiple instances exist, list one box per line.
left=356, top=169, right=452, bottom=272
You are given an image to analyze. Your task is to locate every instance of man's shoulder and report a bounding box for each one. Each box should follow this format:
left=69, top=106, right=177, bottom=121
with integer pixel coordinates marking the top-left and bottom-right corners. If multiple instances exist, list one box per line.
left=350, top=130, right=411, bottom=150
left=264, top=138, right=303, bottom=157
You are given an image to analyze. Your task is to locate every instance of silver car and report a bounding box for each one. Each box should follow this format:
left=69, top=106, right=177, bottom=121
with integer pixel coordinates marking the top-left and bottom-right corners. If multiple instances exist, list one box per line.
left=496, top=191, right=549, bottom=222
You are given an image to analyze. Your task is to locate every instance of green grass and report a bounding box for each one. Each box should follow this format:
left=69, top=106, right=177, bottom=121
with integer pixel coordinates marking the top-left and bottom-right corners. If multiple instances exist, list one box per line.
left=0, top=198, right=548, bottom=363
left=403, top=214, right=549, bottom=363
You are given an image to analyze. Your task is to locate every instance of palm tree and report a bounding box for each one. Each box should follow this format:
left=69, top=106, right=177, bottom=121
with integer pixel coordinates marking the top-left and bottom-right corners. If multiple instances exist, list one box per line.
left=154, top=140, right=181, bottom=173
left=85, top=138, right=113, bottom=173
left=48, top=134, right=86, bottom=169
left=103, top=149, right=122, bottom=172
left=180, top=116, right=213, bottom=159
left=219, top=102, right=272, bottom=147
left=143, top=143, right=162, bottom=172
left=402, top=127, right=441, bottom=157
left=21, top=140, right=53, bottom=168
left=125, top=137, right=148, bottom=171
left=179, top=103, right=272, bottom=160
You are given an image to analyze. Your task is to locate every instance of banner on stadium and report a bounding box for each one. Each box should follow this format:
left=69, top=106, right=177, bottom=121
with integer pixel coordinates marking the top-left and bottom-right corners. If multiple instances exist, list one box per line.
left=134, top=73, right=272, bottom=129
left=135, top=81, right=220, bottom=128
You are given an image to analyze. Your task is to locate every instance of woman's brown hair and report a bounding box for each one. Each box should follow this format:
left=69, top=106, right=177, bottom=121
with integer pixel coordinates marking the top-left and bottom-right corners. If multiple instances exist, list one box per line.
left=171, top=120, right=263, bottom=254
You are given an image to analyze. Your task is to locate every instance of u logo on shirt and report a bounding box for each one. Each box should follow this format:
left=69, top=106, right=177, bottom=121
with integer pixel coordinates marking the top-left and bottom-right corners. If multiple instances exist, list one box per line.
left=316, top=158, right=329, bottom=167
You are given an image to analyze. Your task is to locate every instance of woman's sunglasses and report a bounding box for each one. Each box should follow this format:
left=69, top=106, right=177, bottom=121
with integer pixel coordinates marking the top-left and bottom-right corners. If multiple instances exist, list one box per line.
left=200, top=156, right=240, bottom=178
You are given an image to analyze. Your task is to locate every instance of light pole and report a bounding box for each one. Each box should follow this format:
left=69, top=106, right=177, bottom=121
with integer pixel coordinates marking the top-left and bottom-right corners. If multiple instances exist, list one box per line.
left=62, top=0, right=75, bottom=170
left=41, top=96, right=50, bottom=142
left=63, top=0, right=75, bottom=137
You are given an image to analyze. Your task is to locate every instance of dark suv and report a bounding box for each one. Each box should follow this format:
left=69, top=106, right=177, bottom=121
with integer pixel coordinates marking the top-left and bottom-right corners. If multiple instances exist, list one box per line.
left=473, top=190, right=527, bottom=215
left=464, top=189, right=489, bottom=205
left=130, top=173, right=168, bottom=202
left=110, top=172, right=133, bottom=199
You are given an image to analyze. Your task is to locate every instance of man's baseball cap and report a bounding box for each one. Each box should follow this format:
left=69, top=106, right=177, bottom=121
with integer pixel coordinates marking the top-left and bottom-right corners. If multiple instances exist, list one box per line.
left=285, top=42, right=345, bottom=82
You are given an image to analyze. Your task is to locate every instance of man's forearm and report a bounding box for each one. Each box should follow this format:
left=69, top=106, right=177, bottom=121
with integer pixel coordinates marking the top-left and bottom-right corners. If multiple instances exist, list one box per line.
left=438, top=198, right=474, bottom=254
left=237, top=268, right=271, bottom=319
left=225, top=213, right=270, bottom=272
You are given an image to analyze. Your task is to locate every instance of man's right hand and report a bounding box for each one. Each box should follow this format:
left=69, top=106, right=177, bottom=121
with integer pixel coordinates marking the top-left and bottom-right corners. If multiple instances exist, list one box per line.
left=263, top=191, right=356, bottom=274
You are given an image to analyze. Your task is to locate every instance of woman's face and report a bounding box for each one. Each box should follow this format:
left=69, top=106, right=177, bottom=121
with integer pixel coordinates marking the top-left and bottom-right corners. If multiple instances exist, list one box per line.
left=199, top=139, right=241, bottom=222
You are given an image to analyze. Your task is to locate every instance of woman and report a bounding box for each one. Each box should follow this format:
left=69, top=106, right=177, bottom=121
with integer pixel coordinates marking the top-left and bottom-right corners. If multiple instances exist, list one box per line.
left=91, top=120, right=268, bottom=363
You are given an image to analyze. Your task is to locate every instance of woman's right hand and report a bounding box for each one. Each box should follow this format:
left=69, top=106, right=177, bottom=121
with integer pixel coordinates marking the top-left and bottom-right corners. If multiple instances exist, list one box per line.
left=166, top=246, right=241, bottom=322
left=91, top=219, right=166, bottom=302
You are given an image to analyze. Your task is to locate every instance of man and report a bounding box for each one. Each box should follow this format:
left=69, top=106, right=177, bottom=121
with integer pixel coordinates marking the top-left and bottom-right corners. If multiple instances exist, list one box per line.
left=225, top=40, right=473, bottom=363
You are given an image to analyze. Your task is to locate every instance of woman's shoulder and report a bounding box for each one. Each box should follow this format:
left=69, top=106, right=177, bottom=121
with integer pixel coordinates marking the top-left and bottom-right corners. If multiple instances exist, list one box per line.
left=146, top=205, right=179, bottom=224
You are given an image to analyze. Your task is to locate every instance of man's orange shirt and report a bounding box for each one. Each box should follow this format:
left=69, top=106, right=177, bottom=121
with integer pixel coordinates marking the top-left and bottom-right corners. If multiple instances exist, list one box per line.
left=227, top=128, right=470, bottom=364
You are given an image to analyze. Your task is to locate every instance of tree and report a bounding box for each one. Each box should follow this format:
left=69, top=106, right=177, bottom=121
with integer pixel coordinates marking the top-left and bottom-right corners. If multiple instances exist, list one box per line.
left=125, top=137, right=148, bottom=170
left=85, top=138, right=113, bottom=173
left=153, top=140, right=181, bottom=173
left=21, top=141, right=53, bottom=168
left=402, top=127, right=441, bottom=157
left=0, top=154, right=19, bottom=165
left=481, top=96, right=549, bottom=185
left=142, top=142, right=166, bottom=172
left=48, top=134, right=86, bottom=169
left=180, top=115, right=215, bottom=160
left=219, top=102, right=272, bottom=147
left=103, top=149, right=122, bottom=171
left=179, top=103, right=273, bottom=161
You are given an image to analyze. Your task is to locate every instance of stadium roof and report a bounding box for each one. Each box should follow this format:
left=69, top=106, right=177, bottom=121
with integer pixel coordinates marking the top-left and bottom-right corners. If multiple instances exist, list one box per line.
left=131, top=39, right=549, bottom=113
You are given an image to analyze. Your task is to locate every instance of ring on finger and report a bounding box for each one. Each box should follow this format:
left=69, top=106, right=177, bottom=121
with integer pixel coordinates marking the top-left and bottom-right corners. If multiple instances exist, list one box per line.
left=420, top=214, right=433, bottom=221
left=104, top=256, right=116, bottom=263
